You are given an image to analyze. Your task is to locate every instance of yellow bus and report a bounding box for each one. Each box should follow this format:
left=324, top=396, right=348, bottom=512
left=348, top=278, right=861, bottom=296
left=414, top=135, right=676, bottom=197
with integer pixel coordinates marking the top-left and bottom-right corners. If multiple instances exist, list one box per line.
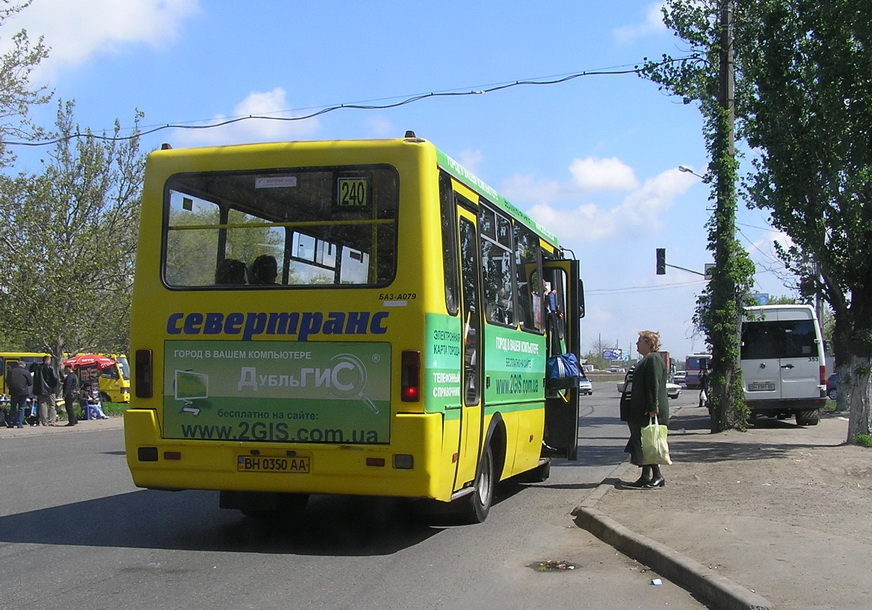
left=0, top=352, right=64, bottom=408
left=62, top=354, right=131, bottom=403
left=124, top=134, right=584, bottom=522
left=98, top=354, right=131, bottom=403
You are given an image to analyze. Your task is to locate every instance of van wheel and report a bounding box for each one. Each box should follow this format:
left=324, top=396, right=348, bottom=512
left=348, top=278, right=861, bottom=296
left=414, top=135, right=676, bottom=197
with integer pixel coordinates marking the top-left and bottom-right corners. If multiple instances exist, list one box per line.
left=795, top=410, right=820, bottom=426
left=461, top=443, right=495, bottom=523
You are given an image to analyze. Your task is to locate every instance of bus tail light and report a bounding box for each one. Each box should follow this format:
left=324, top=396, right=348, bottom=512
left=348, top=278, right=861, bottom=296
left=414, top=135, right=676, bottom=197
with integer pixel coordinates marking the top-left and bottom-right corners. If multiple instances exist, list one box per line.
left=135, top=349, right=153, bottom=398
left=401, top=350, right=421, bottom=402
left=820, top=365, right=827, bottom=386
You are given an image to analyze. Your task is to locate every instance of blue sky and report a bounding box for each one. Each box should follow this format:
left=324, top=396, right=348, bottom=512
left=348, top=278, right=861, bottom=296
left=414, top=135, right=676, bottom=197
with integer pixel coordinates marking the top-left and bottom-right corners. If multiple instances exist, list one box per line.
left=7, top=0, right=793, bottom=362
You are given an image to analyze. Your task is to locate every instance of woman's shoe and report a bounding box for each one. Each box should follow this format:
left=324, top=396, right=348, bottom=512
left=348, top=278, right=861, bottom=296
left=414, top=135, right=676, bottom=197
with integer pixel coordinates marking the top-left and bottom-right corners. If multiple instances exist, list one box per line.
left=644, top=477, right=666, bottom=488
left=625, top=477, right=652, bottom=488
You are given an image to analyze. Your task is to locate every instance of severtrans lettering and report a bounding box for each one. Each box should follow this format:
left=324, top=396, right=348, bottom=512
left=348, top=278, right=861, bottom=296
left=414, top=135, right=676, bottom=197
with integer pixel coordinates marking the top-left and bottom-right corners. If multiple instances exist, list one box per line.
left=166, top=311, right=389, bottom=341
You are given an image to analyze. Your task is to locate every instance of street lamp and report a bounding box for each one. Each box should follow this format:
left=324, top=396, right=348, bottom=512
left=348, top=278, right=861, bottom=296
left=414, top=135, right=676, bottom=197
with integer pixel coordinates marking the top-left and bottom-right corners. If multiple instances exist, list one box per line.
left=678, top=165, right=706, bottom=180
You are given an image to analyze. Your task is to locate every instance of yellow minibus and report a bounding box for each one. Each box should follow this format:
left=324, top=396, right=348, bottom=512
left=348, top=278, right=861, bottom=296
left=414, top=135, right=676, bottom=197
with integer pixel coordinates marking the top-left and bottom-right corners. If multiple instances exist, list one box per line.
left=124, top=134, right=584, bottom=522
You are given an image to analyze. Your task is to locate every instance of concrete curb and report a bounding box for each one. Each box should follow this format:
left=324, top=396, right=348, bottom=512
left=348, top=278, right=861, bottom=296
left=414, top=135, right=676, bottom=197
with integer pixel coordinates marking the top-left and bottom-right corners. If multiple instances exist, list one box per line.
left=572, top=462, right=773, bottom=610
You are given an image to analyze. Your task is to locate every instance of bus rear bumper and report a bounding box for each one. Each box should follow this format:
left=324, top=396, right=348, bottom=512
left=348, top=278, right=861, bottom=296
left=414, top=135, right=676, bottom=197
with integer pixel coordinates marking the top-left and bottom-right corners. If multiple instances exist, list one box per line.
left=124, top=409, right=451, bottom=501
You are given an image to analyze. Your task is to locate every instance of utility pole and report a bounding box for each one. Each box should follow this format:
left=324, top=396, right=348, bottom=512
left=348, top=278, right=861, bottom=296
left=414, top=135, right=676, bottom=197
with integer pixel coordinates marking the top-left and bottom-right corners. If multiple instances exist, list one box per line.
left=707, top=0, right=745, bottom=431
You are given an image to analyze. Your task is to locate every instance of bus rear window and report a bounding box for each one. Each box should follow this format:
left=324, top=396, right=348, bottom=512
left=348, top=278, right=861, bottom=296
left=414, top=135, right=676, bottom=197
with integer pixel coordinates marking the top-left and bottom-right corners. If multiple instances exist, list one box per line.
left=163, top=166, right=399, bottom=288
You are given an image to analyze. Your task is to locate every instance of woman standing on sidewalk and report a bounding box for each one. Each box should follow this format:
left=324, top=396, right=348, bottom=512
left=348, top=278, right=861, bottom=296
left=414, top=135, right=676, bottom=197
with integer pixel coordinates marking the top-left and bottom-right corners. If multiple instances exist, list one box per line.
left=622, top=330, right=669, bottom=488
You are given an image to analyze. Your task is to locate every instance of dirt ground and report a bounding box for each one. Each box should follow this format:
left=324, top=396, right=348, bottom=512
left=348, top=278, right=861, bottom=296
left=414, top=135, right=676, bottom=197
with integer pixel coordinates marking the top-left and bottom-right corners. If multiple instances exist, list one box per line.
left=594, top=404, right=872, bottom=609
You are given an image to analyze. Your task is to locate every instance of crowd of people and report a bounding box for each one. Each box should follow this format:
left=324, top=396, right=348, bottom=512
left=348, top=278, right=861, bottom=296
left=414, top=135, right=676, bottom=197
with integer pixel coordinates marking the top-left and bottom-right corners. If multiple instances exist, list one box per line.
left=1, top=357, right=109, bottom=429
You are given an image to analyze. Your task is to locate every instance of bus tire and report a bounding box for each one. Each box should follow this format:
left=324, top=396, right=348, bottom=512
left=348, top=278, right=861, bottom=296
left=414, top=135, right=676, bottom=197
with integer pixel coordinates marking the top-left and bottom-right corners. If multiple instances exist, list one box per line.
left=462, top=442, right=495, bottom=524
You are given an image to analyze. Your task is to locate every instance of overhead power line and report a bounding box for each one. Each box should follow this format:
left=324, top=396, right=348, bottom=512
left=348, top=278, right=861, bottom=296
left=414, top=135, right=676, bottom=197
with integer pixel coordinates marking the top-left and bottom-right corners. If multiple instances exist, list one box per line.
left=5, top=56, right=698, bottom=148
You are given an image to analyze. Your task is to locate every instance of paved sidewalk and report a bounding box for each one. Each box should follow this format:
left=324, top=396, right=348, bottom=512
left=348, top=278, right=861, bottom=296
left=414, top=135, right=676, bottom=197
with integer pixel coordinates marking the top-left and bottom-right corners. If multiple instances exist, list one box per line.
left=1, top=414, right=123, bottom=437
left=573, top=405, right=872, bottom=609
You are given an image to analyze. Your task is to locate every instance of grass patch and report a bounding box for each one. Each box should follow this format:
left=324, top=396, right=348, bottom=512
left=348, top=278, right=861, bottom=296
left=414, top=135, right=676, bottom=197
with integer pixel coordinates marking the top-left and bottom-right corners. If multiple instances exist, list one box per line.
left=852, top=434, right=872, bottom=448
left=102, top=402, right=130, bottom=416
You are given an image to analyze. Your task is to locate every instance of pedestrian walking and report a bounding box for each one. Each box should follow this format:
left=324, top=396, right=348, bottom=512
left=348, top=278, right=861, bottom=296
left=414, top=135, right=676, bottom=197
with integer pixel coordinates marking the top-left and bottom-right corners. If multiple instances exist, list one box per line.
left=7, top=361, right=33, bottom=429
left=698, top=360, right=710, bottom=409
left=61, top=364, right=79, bottom=426
left=32, top=355, right=59, bottom=426
left=621, top=330, right=670, bottom=488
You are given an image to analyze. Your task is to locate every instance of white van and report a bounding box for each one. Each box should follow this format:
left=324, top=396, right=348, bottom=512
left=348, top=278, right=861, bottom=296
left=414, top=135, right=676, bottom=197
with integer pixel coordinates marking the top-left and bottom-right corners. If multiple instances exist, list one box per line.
left=740, top=304, right=827, bottom=426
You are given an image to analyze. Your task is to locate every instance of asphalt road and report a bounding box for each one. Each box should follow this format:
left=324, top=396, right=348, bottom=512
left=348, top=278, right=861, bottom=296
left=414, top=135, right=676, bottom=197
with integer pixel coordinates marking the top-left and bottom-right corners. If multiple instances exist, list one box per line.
left=0, top=383, right=705, bottom=609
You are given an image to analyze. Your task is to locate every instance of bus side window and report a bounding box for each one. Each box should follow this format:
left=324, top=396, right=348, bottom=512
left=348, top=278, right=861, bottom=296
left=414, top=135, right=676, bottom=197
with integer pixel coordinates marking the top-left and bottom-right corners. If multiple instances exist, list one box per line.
left=515, top=225, right=542, bottom=332
left=480, top=205, right=515, bottom=326
left=439, top=172, right=459, bottom=315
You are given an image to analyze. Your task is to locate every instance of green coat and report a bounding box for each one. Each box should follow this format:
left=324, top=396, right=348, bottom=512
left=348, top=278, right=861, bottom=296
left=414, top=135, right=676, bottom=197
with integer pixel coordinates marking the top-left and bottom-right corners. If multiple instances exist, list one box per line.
left=628, top=352, right=669, bottom=427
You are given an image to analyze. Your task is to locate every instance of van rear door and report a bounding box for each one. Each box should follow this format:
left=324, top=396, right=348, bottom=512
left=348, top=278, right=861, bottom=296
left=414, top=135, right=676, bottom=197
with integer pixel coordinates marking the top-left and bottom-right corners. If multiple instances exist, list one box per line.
left=741, top=308, right=822, bottom=400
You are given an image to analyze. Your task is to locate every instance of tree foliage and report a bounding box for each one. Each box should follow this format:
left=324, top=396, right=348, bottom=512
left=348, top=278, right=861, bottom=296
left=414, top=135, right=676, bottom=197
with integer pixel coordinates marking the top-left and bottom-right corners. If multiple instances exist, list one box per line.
left=0, top=101, right=145, bottom=361
left=737, top=0, right=872, bottom=440
left=0, top=0, right=50, bottom=163
left=646, top=0, right=872, bottom=441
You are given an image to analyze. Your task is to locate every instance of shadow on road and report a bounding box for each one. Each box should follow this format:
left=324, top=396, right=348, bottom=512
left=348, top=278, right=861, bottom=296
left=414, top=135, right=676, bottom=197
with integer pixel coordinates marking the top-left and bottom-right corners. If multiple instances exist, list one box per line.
left=0, top=490, right=452, bottom=556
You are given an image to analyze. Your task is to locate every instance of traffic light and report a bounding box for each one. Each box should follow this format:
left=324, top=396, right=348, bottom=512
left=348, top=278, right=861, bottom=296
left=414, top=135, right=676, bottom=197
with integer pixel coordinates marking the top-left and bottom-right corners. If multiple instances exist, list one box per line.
left=656, top=248, right=666, bottom=275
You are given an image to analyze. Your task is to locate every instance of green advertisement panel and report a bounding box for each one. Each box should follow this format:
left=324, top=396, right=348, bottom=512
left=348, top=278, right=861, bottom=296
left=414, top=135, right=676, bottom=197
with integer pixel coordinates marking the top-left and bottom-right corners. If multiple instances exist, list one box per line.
left=483, top=325, right=546, bottom=404
left=424, top=313, right=463, bottom=414
left=163, top=340, right=391, bottom=443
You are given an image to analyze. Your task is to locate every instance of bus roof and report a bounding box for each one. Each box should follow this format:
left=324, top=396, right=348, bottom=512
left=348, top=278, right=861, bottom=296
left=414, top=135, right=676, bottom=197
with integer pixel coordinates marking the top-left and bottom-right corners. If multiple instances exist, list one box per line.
left=435, top=147, right=560, bottom=247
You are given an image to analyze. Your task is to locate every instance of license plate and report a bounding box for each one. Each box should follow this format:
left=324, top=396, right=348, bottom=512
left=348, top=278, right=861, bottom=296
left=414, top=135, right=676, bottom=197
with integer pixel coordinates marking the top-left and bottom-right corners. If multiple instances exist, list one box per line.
left=748, top=382, right=776, bottom=392
left=237, top=455, right=310, bottom=473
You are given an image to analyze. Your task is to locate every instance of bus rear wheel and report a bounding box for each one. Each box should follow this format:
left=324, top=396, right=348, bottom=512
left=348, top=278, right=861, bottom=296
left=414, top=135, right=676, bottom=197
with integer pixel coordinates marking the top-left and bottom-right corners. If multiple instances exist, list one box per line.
left=462, top=443, right=495, bottom=524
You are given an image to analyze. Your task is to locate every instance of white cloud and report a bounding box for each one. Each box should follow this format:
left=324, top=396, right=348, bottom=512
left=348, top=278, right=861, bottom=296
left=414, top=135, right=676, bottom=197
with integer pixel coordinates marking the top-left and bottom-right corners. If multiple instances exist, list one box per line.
left=458, top=149, right=483, bottom=175
left=5, top=0, right=200, bottom=81
left=569, top=157, right=639, bottom=191
left=365, top=117, right=396, bottom=137
left=521, top=167, right=697, bottom=245
left=612, top=2, right=666, bottom=45
left=502, top=156, right=639, bottom=206
left=501, top=173, right=564, bottom=205
left=172, top=88, right=321, bottom=146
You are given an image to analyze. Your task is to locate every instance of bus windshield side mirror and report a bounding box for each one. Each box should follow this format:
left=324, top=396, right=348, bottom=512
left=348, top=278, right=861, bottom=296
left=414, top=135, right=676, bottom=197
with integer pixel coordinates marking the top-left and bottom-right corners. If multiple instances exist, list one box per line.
left=578, top=280, right=585, bottom=318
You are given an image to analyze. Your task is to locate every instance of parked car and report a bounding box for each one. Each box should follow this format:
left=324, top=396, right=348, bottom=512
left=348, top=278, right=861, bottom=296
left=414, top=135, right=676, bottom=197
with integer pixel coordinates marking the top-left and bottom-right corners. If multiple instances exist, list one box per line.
left=827, top=373, right=838, bottom=400
left=673, top=370, right=686, bottom=385
left=578, top=373, right=593, bottom=395
left=617, top=380, right=680, bottom=399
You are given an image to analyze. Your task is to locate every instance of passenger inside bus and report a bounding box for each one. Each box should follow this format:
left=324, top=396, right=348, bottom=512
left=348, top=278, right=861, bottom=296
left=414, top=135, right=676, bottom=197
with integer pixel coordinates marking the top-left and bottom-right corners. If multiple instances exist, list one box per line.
left=249, top=254, right=278, bottom=285
left=215, top=258, right=247, bottom=285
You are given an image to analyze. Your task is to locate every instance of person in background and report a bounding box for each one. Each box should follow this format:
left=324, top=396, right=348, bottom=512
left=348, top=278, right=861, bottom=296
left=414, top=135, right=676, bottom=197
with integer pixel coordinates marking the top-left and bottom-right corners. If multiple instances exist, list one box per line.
left=622, top=330, right=670, bottom=488
left=80, top=383, right=108, bottom=420
left=7, top=361, right=32, bottom=429
left=61, top=364, right=79, bottom=427
left=32, top=355, right=59, bottom=426
left=698, top=360, right=710, bottom=409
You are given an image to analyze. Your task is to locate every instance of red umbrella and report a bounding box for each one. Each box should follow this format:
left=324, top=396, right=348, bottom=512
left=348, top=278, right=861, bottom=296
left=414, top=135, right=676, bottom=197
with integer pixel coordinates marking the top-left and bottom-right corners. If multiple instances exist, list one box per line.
left=62, top=353, right=116, bottom=370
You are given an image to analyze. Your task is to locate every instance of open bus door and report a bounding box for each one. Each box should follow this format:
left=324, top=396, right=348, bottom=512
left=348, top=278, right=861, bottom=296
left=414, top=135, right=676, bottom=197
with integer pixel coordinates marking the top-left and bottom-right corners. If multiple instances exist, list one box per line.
left=542, top=259, right=584, bottom=460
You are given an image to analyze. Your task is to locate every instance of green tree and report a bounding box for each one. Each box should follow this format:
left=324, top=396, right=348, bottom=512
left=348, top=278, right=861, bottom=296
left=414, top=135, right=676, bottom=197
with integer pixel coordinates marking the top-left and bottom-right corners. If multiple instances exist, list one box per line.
left=737, top=0, right=872, bottom=441
left=641, top=0, right=755, bottom=431
left=0, top=0, right=50, bottom=164
left=0, top=0, right=51, bottom=346
left=0, top=101, right=145, bottom=361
